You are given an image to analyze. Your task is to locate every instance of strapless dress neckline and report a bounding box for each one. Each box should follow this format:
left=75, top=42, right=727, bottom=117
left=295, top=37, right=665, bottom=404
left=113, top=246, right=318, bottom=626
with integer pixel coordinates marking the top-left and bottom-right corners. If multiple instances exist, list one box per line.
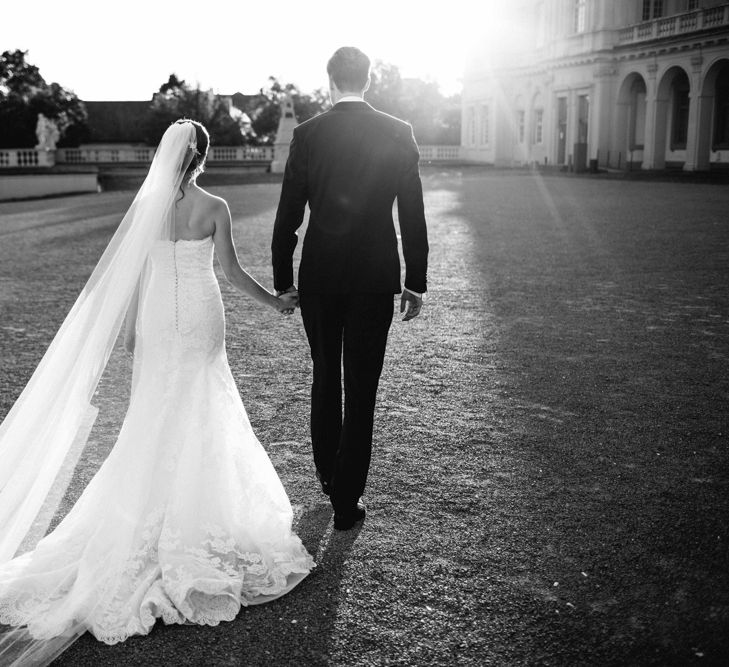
left=169, top=236, right=213, bottom=244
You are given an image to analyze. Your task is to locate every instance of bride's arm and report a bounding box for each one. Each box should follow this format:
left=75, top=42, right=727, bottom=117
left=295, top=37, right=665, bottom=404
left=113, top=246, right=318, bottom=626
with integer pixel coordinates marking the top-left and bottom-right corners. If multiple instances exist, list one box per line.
left=212, top=199, right=294, bottom=313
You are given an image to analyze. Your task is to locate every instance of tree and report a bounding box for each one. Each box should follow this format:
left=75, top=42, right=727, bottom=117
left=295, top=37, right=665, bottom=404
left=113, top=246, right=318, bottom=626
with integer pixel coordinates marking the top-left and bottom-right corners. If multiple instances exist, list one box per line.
left=365, top=61, right=403, bottom=117
left=236, top=77, right=328, bottom=145
left=0, top=49, right=87, bottom=148
left=293, top=86, right=329, bottom=124
left=433, top=93, right=462, bottom=144
left=143, top=75, right=251, bottom=146
left=158, top=73, right=185, bottom=95
left=141, top=65, right=458, bottom=147
left=365, top=61, right=461, bottom=144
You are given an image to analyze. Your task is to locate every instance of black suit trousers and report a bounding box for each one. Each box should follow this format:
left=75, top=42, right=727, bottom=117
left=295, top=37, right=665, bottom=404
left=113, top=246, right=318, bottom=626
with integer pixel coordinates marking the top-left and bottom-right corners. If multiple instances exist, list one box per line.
left=299, top=292, right=394, bottom=513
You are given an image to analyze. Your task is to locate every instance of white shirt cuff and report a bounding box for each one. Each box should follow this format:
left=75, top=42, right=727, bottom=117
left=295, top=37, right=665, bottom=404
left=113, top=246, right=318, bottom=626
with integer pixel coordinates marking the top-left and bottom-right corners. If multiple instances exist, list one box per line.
left=403, top=288, right=422, bottom=299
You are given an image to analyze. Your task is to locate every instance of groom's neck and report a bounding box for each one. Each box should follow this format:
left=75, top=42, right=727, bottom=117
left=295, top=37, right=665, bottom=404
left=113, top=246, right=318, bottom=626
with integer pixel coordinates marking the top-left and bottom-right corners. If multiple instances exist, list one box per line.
left=331, top=89, right=364, bottom=104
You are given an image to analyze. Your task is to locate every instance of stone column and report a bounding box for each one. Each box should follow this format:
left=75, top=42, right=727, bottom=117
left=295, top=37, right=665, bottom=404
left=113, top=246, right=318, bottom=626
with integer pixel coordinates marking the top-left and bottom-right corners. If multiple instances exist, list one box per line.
left=592, top=63, right=616, bottom=168
left=270, top=94, right=298, bottom=174
left=684, top=54, right=708, bottom=171
left=493, top=86, right=513, bottom=168
left=641, top=62, right=660, bottom=169
left=568, top=89, right=577, bottom=170
left=542, top=73, right=555, bottom=166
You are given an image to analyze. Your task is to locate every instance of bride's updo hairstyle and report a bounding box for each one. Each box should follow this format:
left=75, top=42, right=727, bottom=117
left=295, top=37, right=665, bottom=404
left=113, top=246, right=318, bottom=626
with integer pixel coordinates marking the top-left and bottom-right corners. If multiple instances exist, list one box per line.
left=174, top=118, right=210, bottom=184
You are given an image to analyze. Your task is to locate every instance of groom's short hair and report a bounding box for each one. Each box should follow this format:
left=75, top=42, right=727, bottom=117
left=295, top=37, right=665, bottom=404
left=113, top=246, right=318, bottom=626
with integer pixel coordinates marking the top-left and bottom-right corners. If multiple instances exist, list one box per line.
left=327, top=47, right=371, bottom=92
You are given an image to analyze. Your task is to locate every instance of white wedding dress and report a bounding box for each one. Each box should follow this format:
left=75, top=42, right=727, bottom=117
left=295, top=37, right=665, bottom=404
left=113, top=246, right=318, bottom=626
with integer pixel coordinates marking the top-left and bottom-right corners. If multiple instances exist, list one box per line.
left=0, top=235, right=314, bottom=649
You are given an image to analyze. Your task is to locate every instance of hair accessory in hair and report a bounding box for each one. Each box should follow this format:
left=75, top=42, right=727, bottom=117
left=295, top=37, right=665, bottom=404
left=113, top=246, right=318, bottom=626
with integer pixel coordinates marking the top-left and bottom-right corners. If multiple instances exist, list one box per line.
left=173, top=119, right=198, bottom=150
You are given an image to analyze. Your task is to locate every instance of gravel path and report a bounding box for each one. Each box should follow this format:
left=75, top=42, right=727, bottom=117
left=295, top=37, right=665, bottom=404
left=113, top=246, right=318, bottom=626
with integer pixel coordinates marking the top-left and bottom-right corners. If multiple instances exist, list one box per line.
left=0, top=168, right=727, bottom=666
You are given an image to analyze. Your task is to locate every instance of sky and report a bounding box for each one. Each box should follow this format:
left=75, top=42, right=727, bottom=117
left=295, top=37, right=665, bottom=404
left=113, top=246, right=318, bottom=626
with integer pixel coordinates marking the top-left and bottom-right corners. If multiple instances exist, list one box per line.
left=3, top=0, right=509, bottom=101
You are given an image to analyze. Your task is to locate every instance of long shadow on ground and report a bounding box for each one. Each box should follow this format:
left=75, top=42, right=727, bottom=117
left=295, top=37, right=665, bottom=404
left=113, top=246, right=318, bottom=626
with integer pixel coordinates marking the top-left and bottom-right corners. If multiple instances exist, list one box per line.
left=437, top=168, right=729, bottom=666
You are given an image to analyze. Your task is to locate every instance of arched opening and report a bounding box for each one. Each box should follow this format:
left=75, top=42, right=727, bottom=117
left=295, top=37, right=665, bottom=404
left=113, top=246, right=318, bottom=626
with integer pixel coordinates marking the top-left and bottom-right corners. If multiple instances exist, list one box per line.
left=615, top=73, right=647, bottom=169
left=696, top=58, right=729, bottom=170
left=655, top=66, right=690, bottom=169
left=713, top=66, right=729, bottom=150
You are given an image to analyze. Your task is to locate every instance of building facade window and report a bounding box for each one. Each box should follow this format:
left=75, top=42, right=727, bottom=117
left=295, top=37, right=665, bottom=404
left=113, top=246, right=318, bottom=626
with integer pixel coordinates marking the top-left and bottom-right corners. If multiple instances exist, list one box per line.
left=713, top=66, right=729, bottom=149
left=671, top=78, right=690, bottom=150
left=687, top=0, right=699, bottom=10
left=480, top=105, right=490, bottom=145
left=534, top=109, right=544, bottom=144
left=574, top=0, right=586, bottom=33
left=517, top=110, right=525, bottom=143
left=467, top=107, right=476, bottom=145
left=642, top=0, right=664, bottom=20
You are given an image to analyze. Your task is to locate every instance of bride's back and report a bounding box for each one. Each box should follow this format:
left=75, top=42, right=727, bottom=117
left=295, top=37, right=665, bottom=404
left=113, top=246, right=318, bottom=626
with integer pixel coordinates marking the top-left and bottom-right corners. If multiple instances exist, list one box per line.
left=173, top=185, right=217, bottom=241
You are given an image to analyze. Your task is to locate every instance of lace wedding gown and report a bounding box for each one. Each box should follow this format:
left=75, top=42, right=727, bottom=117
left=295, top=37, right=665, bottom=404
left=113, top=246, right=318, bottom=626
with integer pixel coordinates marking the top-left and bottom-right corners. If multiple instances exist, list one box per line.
left=0, top=236, right=313, bottom=646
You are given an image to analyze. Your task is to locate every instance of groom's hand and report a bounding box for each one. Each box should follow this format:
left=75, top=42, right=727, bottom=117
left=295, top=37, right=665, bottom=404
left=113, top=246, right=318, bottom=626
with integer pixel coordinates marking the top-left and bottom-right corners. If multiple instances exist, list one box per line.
left=400, top=289, right=423, bottom=322
left=275, top=285, right=299, bottom=315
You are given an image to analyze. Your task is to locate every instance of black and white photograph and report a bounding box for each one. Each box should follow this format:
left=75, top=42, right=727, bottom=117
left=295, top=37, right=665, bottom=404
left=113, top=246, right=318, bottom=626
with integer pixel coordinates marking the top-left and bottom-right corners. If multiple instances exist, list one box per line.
left=0, top=1, right=728, bottom=665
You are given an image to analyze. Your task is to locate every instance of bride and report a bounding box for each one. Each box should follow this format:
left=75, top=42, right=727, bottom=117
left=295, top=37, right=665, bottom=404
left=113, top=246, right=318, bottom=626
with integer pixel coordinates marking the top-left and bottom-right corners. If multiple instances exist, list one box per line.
left=0, top=120, right=314, bottom=665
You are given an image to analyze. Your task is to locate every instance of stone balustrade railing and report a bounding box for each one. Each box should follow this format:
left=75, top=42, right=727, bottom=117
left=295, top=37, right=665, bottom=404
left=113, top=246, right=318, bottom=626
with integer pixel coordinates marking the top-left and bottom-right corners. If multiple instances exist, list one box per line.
left=0, top=144, right=462, bottom=173
left=54, top=145, right=275, bottom=165
left=0, top=149, right=56, bottom=168
left=209, top=146, right=274, bottom=161
left=617, top=4, right=729, bottom=44
left=58, top=147, right=153, bottom=164
left=419, top=145, right=462, bottom=161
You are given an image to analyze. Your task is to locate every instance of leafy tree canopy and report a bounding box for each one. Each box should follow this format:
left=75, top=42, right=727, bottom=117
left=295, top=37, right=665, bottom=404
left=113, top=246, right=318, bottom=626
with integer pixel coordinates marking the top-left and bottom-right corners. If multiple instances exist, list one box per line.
left=144, top=75, right=251, bottom=146
left=366, top=61, right=461, bottom=144
left=233, top=77, right=328, bottom=145
left=239, top=62, right=461, bottom=145
left=236, top=65, right=459, bottom=145
left=0, top=54, right=459, bottom=150
left=0, top=49, right=87, bottom=148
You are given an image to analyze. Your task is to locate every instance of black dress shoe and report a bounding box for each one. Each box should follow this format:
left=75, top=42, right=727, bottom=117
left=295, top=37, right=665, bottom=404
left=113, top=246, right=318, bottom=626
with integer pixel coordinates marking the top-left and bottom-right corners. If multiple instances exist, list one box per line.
left=333, top=501, right=366, bottom=531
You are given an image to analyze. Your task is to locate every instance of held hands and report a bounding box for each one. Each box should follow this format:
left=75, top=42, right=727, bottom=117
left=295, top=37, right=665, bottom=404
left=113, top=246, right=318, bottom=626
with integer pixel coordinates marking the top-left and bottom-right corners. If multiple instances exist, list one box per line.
left=274, top=286, right=299, bottom=316
left=272, top=286, right=422, bottom=320
left=400, top=289, right=423, bottom=322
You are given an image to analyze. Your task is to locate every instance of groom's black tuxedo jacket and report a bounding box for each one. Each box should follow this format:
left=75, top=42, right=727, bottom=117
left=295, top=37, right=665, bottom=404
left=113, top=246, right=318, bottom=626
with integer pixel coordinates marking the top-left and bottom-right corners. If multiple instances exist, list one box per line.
left=272, top=101, right=428, bottom=294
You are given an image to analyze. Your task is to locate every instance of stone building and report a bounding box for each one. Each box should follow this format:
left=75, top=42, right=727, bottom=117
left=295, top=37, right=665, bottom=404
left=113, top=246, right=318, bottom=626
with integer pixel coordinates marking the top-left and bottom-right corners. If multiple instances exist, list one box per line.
left=461, top=0, right=729, bottom=171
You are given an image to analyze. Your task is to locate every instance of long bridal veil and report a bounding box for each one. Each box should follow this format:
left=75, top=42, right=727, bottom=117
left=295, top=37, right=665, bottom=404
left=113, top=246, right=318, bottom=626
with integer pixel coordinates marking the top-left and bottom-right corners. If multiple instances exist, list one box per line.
left=0, top=122, right=196, bottom=665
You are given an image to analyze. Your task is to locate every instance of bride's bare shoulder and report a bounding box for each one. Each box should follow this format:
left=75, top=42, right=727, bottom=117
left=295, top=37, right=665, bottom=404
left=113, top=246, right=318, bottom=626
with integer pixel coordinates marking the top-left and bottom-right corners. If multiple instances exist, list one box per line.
left=195, top=186, right=229, bottom=214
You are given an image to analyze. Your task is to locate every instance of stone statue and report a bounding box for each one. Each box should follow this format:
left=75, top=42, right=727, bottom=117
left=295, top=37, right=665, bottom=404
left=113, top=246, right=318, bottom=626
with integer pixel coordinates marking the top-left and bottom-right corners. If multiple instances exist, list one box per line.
left=271, top=94, right=298, bottom=174
left=35, top=113, right=60, bottom=151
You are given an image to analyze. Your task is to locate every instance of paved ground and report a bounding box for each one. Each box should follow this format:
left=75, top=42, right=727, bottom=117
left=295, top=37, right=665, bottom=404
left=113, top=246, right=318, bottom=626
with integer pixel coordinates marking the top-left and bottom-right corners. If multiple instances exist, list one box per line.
left=0, top=167, right=728, bottom=666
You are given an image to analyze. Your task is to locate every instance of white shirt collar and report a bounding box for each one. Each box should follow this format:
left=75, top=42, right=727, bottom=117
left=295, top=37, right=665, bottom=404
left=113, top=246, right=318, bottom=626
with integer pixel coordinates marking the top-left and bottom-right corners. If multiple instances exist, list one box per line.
left=337, top=95, right=365, bottom=103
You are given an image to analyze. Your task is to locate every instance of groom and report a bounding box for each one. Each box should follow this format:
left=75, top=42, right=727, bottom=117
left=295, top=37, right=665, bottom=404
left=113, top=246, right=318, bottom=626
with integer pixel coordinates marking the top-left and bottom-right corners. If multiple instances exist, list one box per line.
left=272, top=46, right=429, bottom=530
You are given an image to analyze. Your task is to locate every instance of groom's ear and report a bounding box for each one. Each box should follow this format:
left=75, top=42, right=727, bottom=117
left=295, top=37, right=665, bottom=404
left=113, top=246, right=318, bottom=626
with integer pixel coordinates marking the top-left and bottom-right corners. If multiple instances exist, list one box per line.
left=363, top=76, right=371, bottom=94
